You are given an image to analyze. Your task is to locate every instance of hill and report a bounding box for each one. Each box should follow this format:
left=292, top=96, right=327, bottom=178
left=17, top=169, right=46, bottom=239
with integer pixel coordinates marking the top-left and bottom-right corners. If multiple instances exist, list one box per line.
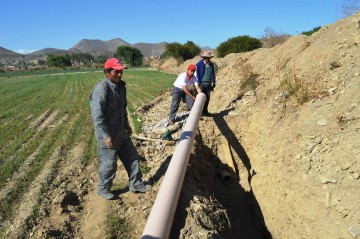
left=0, top=38, right=167, bottom=68
left=0, top=46, right=22, bottom=57
left=0, top=47, right=27, bottom=68
left=69, top=38, right=166, bottom=57
left=133, top=42, right=167, bottom=57
left=69, top=38, right=130, bottom=54
left=29, top=48, right=70, bottom=56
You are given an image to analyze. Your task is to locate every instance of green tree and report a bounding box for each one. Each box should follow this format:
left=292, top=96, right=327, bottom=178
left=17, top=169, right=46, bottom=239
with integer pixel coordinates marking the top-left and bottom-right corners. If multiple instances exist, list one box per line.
left=161, top=42, right=183, bottom=60
left=70, top=52, right=94, bottom=66
left=115, top=46, right=143, bottom=66
left=161, top=41, right=201, bottom=61
left=37, top=59, right=47, bottom=66
left=95, top=55, right=108, bottom=64
left=183, top=41, right=201, bottom=61
left=47, top=54, right=71, bottom=67
left=216, top=35, right=263, bottom=58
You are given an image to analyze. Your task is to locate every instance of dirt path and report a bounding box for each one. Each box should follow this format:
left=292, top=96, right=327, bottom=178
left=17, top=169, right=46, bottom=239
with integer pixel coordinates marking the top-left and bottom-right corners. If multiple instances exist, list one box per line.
left=81, top=179, right=108, bottom=239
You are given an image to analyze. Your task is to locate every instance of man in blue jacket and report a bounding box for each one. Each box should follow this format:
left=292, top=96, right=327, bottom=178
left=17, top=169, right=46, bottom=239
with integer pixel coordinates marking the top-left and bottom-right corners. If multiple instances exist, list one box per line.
left=90, top=58, right=151, bottom=200
left=196, top=51, right=216, bottom=115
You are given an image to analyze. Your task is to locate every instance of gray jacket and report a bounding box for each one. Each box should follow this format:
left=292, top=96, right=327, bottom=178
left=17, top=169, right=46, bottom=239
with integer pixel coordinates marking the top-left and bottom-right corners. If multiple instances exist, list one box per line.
left=90, top=78, right=130, bottom=149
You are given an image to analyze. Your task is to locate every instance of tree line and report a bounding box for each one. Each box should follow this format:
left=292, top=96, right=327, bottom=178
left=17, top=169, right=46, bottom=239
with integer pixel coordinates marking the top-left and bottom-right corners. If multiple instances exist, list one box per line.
left=47, top=46, right=145, bottom=68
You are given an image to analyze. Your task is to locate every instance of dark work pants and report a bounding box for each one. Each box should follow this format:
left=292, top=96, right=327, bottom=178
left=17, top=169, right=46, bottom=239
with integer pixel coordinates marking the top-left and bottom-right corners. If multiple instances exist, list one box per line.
left=169, top=87, right=194, bottom=121
left=97, top=135, right=143, bottom=193
left=200, top=84, right=211, bottom=113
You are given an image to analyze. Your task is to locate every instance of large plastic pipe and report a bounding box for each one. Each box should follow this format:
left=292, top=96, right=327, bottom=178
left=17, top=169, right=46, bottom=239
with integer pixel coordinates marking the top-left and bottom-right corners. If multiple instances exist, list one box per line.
left=141, top=93, right=206, bottom=239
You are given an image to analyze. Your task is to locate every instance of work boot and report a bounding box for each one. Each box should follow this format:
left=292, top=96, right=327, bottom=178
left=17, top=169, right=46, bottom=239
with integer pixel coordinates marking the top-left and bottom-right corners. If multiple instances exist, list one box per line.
left=130, top=184, right=152, bottom=193
left=97, top=189, right=115, bottom=200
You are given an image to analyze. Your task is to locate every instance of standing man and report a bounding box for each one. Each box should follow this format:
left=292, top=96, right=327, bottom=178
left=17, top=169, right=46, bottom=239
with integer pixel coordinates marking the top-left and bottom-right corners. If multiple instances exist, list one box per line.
left=168, top=64, right=201, bottom=125
left=196, top=51, right=216, bottom=116
left=90, top=58, right=151, bottom=200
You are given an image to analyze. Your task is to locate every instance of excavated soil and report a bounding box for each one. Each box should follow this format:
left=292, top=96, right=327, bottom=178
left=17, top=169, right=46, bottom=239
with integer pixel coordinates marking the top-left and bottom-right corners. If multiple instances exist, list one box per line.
left=2, top=12, right=360, bottom=239
left=145, top=12, right=360, bottom=238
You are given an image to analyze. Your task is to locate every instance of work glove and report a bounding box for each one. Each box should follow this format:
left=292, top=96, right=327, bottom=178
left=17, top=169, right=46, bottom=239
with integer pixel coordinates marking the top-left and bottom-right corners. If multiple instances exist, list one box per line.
left=211, top=83, right=216, bottom=91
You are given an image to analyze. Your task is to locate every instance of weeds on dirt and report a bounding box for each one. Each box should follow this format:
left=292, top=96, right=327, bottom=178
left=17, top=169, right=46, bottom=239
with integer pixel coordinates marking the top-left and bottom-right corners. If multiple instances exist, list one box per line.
left=106, top=210, right=133, bottom=239
left=0, top=124, right=67, bottom=227
left=140, top=161, right=150, bottom=174
left=278, top=62, right=309, bottom=107
left=241, top=72, right=259, bottom=95
left=82, top=126, right=97, bottom=166
left=22, top=187, right=44, bottom=237
left=239, top=63, right=259, bottom=95
left=127, top=104, right=142, bottom=134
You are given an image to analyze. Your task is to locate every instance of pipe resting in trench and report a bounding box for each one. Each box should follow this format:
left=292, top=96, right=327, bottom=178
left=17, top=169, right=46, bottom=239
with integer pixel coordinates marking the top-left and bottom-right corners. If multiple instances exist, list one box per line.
left=141, top=93, right=206, bottom=239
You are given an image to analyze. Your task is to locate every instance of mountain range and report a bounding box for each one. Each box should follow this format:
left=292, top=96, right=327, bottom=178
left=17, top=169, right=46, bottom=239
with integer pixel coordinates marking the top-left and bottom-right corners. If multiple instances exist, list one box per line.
left=0, top=38, right=167, bottom=67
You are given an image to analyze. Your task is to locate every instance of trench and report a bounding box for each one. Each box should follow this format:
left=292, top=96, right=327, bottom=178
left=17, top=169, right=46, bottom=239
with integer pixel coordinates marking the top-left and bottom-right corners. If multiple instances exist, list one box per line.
left=167, top=119, right=272, bottom=238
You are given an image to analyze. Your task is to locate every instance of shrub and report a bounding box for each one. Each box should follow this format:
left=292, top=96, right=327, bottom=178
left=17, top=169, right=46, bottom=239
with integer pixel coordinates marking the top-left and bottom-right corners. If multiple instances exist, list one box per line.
left=115, top=46, right=143, bottom=66
left=37, top=59, right=47, bottom=66
left=161, top=41, right=201, bottom=62
left=279, top=65, right=309, bottom=105
left=95, top=55, right=108, bottom=65
left=301, top=26, right=321, bottom=36
left=216, top=35, right=263, bottom=58
left=47, top=54, right=72, bottom=68
left=69, top=52, right=95, bottom=66
left=106, top=211, right=131, bottom=239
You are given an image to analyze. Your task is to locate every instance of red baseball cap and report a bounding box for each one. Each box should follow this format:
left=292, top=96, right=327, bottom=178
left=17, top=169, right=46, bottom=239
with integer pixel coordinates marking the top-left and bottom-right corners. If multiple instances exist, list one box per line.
left=104, top=58, right=128, bottom=70
left=188, top=64, right=196, bottom=71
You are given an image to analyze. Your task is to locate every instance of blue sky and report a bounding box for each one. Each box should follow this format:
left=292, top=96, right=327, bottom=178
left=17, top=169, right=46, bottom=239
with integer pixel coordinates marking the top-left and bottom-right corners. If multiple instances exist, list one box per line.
left=1, top=0, right=343, bottom=54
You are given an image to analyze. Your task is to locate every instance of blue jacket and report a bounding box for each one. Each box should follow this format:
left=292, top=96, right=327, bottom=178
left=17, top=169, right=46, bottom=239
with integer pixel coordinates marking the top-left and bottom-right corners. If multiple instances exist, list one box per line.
left=196, top=60, right=216, bottom=84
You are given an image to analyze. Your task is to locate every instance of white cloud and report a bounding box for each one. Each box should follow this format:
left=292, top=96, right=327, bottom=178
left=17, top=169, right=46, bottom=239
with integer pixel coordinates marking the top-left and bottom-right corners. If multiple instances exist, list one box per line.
left=14, top=49, right=38, bottom=54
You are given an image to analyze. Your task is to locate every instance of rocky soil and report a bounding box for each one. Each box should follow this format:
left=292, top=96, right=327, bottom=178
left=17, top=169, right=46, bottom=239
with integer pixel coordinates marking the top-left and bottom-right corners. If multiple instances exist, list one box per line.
left=146, top=12, right=360, bottom=238
left=2, top=11, right=360, bottom=239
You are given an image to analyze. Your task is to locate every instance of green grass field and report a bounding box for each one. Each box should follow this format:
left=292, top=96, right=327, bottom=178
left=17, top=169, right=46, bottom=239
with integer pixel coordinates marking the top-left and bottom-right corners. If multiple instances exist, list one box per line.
left=0, top=69, right=175, bottom=224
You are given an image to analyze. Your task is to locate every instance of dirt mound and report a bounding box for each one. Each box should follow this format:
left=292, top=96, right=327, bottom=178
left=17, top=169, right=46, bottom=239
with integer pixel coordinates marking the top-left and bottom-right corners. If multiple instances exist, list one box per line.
left=149, top=12, right=360, bottom=238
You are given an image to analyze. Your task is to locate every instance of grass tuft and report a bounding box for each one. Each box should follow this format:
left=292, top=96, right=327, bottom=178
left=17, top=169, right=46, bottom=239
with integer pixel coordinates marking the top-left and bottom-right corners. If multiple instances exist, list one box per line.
left=106, top=210, right=133, bottom=239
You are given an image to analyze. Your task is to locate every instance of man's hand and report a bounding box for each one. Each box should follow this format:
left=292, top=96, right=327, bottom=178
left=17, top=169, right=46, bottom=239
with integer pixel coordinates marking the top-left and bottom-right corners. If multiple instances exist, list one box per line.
left=104, top=137, right=112, bottom=149
left=211, top=83, right=216, bottom=91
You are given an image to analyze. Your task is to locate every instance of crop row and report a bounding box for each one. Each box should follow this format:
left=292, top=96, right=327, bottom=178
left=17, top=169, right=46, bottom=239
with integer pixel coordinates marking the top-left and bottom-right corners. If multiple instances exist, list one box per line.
left=0, top=69, right=175, bottom=230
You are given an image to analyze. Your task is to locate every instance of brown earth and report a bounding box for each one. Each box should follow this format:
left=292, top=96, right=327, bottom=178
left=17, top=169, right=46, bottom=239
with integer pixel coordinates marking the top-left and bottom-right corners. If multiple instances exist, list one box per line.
left=144, top=12, right=360, bottom=238
left=2, top=12, right=360, bottom=239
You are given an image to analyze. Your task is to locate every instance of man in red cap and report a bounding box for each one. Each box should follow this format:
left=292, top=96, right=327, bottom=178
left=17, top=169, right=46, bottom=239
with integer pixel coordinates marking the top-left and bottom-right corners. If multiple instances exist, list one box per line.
left=90, top=58, right=151, bottom=200
left=168, top=64, right=201, bottom=125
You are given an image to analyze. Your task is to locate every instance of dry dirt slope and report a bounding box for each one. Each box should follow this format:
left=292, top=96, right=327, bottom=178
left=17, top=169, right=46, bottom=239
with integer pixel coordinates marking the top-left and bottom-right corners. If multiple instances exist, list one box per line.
left=151, top=12, right=360, bottom=238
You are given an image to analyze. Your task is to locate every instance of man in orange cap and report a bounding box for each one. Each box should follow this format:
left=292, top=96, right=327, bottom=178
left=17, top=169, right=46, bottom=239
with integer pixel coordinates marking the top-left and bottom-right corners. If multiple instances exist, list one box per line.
left=168, top=64, right=201, bottom=125
left=90, top=58, right=151, bottom=200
